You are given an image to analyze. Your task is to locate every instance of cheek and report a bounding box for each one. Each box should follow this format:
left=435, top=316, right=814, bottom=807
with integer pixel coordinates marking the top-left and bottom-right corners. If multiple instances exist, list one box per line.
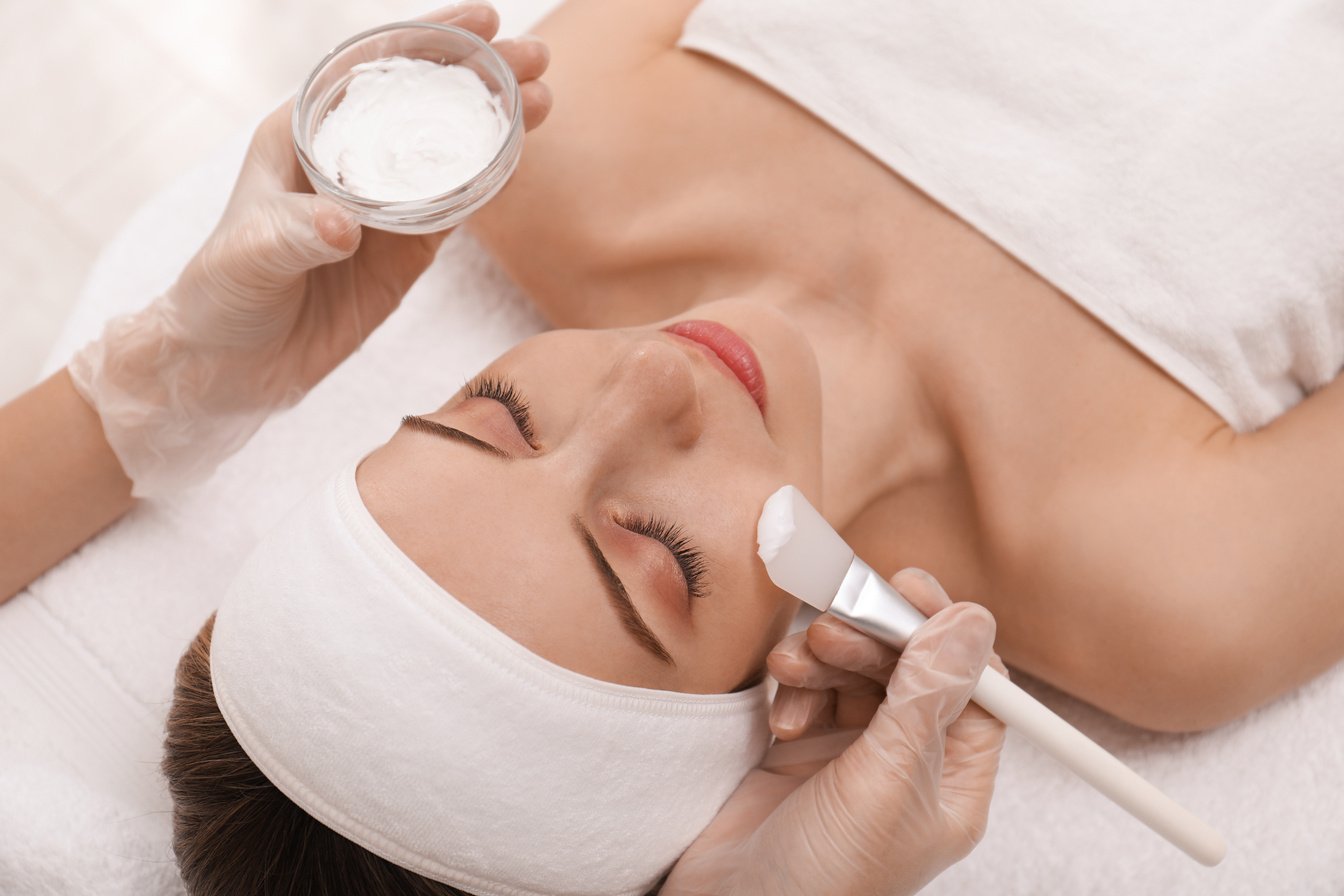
left=787, top=378, right=825, bottom=490
left=696, top=581, right=795, bottom=690
left=784, top=434, right=823, bottom=499
left=755, top=382, right=823, bottom=500
left=686, top=471, right=802, bottom=660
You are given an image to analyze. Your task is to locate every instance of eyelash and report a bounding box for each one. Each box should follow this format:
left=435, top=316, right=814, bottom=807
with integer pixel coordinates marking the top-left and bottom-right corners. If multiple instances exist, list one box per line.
left=618, top=513, right=710, bottom=601
left=464, top=375, right=538, bottom=447
left=468, top=373, right=710, bottom=601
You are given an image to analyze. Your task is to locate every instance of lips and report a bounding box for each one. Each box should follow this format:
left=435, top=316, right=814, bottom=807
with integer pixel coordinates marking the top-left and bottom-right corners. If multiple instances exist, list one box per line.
left=661, top=320, right=767, bottom=414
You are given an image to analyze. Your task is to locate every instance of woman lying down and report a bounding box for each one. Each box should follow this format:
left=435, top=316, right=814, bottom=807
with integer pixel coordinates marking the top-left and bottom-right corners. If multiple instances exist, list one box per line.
left=5, top=0, right=1343, bottom=893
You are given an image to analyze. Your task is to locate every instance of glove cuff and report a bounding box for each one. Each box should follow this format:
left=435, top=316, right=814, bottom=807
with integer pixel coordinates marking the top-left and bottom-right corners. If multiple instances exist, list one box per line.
left=68, top=301, right=288, bottom=499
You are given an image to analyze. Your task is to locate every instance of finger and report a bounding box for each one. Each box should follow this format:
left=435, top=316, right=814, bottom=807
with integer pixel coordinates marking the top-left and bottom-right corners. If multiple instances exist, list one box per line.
left=860, top=603, right=996, bottom=780
left=805, top=614, right=900, bottom=684
left=942, top=702, right=1005, bottom=783
left=490, top=35, right=553, bottom=133
left=353, top=227, right=452, bottom=294
left=808, top=687, right=838, bottom=733
left=768, top=629, right=808, bottom=662
left=519, top=80, right=553, bottom=132
left=779, top=663, right=886, bottom=696
left=889, top=566, right=955, bottom=617
left=769, top=685, right=830, bottom=740
left=252, top=193, right=361, bottom=280
left=768, top=635, right=887, bottom=693
left=941, top=605, right=1007, bottom=771
left=888, top=569, right=1009, bottom=677
left=417, top=1, right=502, bottom=43
left=832, top=691, right=887, bottom=730
left=491, top=36, right=550, bottom=83
left=769, top=635, right=888, bottom=738
left=938, top=695, right=1006, bottom=847
left=987, top=650, right=1009, bottom=678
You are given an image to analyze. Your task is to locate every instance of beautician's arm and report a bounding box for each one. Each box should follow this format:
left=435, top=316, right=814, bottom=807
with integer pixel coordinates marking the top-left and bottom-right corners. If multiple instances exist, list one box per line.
left=0, top=2, right=550, bottom=605
left=0, top=371, right=133, bottom=603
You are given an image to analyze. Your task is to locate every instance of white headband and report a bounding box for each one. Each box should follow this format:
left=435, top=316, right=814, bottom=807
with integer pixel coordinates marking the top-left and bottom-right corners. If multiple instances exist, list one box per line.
left=210, top=463, right=770, bottom=896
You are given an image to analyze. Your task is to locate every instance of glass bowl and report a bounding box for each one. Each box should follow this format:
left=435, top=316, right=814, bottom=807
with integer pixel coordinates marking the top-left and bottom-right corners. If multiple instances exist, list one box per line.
left=292, top=22, right=523, bottom=234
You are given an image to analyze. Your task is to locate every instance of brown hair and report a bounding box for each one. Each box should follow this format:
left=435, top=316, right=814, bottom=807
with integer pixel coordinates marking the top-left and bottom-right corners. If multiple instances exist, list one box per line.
left=162, top=614, right=475, bottom=896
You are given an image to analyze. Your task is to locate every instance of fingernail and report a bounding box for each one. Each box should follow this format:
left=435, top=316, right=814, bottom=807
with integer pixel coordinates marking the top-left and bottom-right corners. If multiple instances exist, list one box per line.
left=811, top=614, right=850, bottom=637
left=770, top=689, right=810, bottom=733
left=506, top=34, right=550, bottom=57
left=942, top=605, right=995, bottom=671
left=313, top=203, right=359, bottom=252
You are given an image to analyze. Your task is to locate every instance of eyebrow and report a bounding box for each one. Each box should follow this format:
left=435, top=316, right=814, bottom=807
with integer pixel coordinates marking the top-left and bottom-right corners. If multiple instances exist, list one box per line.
left=401, top=415, right=509, bottom=459
left=573, top=517, right=676, bottom=667
left=401, top=414, right=676, bottom=666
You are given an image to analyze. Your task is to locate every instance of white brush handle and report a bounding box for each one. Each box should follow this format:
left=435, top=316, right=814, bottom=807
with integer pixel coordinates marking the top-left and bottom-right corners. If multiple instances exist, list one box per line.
left=971, top=667, right=1226, bottom=866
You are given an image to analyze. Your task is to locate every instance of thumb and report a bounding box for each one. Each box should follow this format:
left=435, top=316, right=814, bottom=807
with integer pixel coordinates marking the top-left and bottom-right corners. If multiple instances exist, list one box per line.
left=254, top=194, right=362, bottom=278
left=856, top=604, right=995, bottom=785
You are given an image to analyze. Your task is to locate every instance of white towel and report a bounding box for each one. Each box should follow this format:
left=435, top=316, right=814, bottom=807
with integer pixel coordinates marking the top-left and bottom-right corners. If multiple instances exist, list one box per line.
left=680, top=0, right=1344, bottom=432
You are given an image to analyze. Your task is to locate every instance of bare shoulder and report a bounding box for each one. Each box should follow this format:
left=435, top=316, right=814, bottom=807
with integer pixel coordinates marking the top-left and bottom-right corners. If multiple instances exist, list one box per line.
left=922, top=284, right=1344, bottom=728
left=853, top=259, right=1268, bottom=727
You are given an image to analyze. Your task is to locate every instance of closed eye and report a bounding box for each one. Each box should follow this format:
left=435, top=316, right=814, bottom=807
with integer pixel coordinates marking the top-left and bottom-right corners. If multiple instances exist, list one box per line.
left=463, top=374, right=539, bottom=448
left=618, top=513, right=710, bottom=602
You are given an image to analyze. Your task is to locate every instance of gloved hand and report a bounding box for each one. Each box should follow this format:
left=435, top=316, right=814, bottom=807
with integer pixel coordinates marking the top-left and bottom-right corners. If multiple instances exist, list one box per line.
left=662, top=568, right=1007, bottom=896
left=68, top=1, right=552, bottom=498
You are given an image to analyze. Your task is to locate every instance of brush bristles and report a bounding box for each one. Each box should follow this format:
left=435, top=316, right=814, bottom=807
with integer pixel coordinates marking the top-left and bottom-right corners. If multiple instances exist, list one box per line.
left=756, top=486, right=854, bottom=611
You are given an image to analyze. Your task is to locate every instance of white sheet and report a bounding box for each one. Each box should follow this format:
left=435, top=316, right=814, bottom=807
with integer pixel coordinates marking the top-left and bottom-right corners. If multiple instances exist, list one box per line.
left=3, top=6, right=1343, bottom=894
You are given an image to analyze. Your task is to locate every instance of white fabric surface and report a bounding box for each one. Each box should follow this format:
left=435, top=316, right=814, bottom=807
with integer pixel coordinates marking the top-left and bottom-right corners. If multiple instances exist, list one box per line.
left=211, top=463, right=770, bottom=896
left=681, top=0, right=1344, bottom=433
left=3, top=6, right=1343, bottom=894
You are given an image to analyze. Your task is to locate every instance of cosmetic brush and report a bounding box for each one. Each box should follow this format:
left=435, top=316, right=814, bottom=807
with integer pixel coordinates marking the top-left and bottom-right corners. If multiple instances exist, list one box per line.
left=757, top=485, right=1227, bottom=867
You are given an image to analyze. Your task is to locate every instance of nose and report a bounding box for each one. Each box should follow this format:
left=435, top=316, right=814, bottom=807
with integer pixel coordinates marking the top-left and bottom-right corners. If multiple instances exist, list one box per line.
left=586, top=337, right=704, bottom=456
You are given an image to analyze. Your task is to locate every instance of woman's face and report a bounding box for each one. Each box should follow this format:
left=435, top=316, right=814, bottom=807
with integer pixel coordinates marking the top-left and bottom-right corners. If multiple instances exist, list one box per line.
left=356, top=297, right=823, bottom=694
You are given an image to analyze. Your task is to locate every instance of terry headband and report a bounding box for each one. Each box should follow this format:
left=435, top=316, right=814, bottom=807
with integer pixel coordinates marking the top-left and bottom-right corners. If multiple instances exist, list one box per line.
left=210, top=463, right=771, bottom=896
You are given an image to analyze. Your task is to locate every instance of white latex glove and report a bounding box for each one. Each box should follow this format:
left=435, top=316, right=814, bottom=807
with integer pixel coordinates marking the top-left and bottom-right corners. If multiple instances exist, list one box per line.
left=68, top=2, right=552, bottom=498
left=662, top=569, right=1007, bottom=896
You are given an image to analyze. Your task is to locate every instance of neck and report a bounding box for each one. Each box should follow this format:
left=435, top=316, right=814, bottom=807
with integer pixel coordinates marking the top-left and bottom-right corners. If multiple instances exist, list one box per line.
left=748, top=277, right=954, bottom=532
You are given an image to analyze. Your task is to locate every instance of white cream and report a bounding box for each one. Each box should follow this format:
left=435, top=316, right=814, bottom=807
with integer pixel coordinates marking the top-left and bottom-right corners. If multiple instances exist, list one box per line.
left=312, top=56, right=507, bottom=202
left=755, top=488, right=797, bottom=566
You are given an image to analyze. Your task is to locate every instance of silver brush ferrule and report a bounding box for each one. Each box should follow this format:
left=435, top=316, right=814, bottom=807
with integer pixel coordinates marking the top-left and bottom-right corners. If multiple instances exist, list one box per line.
left=830, top=558, right=929, bottom=651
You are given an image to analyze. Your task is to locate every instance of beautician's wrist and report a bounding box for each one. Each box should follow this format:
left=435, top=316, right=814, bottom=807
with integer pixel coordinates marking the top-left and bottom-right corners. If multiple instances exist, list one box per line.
left=67, top=299, right=283, bottom=497
left=0, top=369, right=134, bottom=602
left=69, top=303, right=181, bottom=413
left=55, top=367, right=136, bottom=492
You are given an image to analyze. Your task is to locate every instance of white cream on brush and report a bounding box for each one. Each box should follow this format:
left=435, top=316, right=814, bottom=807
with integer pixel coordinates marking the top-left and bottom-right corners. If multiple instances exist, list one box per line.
left=756, top=485, right=1227, bottom=867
